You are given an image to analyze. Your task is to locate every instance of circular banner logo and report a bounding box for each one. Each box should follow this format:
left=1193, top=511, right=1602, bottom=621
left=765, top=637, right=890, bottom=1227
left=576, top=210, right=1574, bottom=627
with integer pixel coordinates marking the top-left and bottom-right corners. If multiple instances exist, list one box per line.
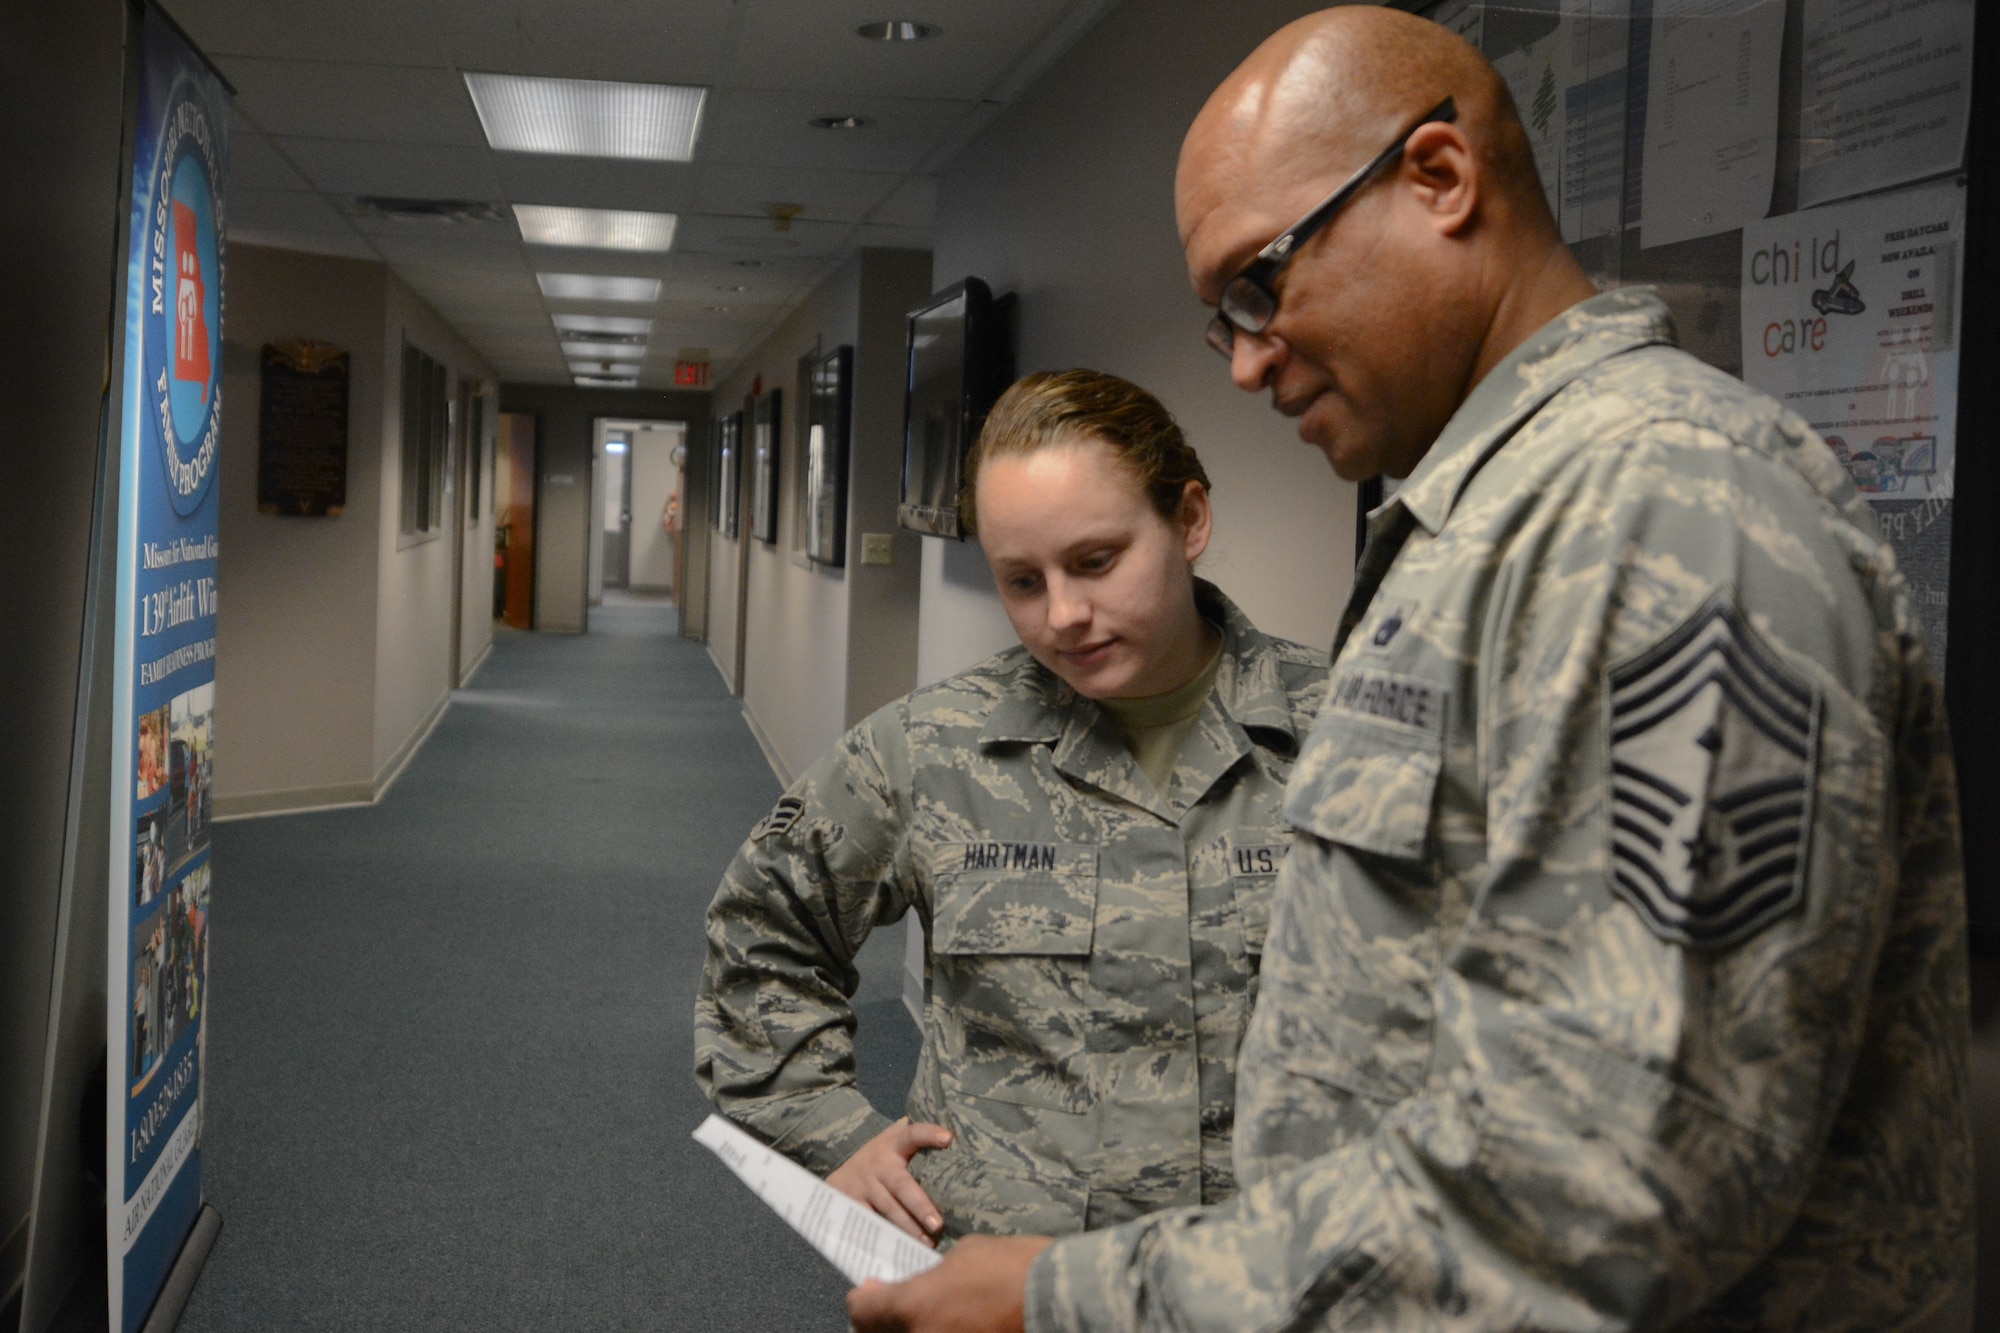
left=143, top=80, right=224, bottom=515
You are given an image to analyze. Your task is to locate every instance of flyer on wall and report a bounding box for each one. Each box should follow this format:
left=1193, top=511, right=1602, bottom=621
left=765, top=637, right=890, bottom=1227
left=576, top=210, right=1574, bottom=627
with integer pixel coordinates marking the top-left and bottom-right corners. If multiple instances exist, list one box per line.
left=1638, top=0, right=1785, bottom=248
left=1739, top=179, right=1963, bottom=503
left=107, top=7, right=229, bottom=1329
left=1798, top=0, right=1974, bottom=209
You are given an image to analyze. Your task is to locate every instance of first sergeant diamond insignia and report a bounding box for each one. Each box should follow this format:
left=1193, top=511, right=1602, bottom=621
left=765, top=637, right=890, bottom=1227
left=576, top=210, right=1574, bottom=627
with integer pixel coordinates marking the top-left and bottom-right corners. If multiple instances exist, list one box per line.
left=1606, top=592, right=1821, bottom=949
left=752, top=795, right=806, bottom=841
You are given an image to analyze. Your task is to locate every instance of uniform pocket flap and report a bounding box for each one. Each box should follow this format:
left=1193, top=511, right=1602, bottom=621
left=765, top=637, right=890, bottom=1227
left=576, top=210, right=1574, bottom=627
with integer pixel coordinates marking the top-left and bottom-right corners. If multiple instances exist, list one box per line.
left=1285, top=673, right=1445, bottom=860
left=933, top=842, right=1098, bottom=955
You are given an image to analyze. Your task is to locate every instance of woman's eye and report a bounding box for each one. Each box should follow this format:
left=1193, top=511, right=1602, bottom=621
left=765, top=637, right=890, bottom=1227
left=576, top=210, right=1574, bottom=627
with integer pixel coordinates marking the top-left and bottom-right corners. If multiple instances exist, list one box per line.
left=1077, top=551, right=1114, bottom=573
left=1006, top=573, right=1041, bottom=595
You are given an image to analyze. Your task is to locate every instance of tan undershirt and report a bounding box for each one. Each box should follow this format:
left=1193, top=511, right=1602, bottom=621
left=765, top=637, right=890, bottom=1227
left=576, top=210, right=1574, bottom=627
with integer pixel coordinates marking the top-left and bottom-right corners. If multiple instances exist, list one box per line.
left=1098, top=629, right=1225, bottom=796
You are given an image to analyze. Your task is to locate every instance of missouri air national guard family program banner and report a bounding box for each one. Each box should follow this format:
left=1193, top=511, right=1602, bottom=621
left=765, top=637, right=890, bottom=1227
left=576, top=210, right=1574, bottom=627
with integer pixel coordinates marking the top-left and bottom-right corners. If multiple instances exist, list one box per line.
left=108, top=8, right=228, bottom=1327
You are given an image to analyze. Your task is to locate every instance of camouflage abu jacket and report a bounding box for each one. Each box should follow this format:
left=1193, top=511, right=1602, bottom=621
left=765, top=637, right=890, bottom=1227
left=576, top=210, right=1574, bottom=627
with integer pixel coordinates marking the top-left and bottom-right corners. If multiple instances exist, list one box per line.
left=695, top=581, right=1330, bottom=1238
left=1029, top=290, right=1973, bottom=1331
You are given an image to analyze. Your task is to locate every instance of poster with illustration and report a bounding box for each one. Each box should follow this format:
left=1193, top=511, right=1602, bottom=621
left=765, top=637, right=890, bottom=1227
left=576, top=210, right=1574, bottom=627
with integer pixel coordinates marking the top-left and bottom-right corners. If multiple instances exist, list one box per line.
left=106, top=8, right=229, bottom=1328
left=1740, top=180, right=1963, bottom=503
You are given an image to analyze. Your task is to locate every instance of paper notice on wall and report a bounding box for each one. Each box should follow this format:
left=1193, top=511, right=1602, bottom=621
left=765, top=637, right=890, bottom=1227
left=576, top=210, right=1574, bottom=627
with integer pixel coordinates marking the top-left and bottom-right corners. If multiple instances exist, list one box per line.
left=1739, top=181, right=1963, bottom=502
left=1639, top=0, right=1785, bottom=248
left=1494, top=33, right=1570, bottom=221
left=693, top=1115, right=942, bottom=1288
left=1559, top=5, right=1630, bottom=244
left=1799, top=0, right=1974, bottom=208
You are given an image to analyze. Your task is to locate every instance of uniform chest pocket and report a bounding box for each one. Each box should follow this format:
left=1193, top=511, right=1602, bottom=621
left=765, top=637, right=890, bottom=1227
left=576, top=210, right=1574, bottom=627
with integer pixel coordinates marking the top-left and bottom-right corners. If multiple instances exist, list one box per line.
left=1224, top=831, right=1293, bottom=956
left=929, top=842, right=1098, bottom=1111
left=1286, top=671, right=1447, bottom=861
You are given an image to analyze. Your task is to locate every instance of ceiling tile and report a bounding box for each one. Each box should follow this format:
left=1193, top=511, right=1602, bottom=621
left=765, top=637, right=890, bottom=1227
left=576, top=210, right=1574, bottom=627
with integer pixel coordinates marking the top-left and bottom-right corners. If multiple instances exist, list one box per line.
left=673, top=213, right=854, bottom=260
left=280, top=139, right=503, bottom=200
left=725, top=0, right=1077, bottom=101
left=432, top=0, right=734, bottom=85
left=225, top=123, right=311, bottom=193
left=231, top=230, right=381, bottom=262
left=165, top=0, right=446, bottom=66
left=495, top=155, right=698, bottom=215
left=852, top=222, right=933, bottom=251
left=219, top=59, right=485, bottom=145
left=698, top=88, right=976, bottom=173
left=370, top=233, right=529, bottom=268
left=228, top=190, right=356, bottom=236
left=691, top=165, right=903, bottom=224
left=867, top=175, right=936, bottom=228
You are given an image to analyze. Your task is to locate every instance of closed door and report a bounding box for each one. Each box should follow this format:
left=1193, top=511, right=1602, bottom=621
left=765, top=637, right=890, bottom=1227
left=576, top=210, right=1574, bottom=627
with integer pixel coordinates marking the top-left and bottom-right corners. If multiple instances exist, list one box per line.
left=603, top=436, right=631, bottom=588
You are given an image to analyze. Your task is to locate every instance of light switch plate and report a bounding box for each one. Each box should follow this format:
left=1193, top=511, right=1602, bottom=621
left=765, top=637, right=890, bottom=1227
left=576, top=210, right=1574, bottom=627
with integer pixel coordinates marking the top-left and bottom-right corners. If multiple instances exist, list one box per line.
left=861, top=532, right=894, bottom=566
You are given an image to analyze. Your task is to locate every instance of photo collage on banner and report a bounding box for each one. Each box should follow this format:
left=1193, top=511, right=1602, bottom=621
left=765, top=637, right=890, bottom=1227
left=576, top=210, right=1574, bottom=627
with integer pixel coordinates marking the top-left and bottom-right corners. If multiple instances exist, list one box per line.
left=108, top=7, right=229, bottom=1328
left=1420, top=0, right=1974, bottom=669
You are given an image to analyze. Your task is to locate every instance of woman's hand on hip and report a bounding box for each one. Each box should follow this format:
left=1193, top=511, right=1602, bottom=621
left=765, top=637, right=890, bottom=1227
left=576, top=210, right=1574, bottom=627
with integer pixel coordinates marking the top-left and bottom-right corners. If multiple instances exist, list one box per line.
left=827, top=1117, right=954, bottom=1244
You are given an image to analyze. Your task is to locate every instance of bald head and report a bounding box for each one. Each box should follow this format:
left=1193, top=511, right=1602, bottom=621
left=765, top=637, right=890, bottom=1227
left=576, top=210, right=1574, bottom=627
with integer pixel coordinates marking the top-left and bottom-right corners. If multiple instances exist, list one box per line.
left=1174, top=7, right=1596, bottom=482
left=1178, top=7, right=1548, bottom=251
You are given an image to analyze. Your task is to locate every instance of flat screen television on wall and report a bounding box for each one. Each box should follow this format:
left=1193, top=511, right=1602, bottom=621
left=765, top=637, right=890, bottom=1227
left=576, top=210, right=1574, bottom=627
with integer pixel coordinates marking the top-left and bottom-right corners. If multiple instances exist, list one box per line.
left=896, top=277, right=1013, bottom=539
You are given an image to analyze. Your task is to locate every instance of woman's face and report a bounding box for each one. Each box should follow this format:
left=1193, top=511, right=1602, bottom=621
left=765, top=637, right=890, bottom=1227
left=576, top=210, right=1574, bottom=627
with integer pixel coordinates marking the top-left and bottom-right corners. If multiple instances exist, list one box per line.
left=977, top=437, right=1213, bottom=701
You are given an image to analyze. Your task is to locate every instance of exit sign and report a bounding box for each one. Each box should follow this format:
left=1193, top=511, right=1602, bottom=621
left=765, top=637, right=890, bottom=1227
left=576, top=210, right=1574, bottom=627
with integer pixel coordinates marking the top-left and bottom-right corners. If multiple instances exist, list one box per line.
left=674, top=359, right=710, bottom=388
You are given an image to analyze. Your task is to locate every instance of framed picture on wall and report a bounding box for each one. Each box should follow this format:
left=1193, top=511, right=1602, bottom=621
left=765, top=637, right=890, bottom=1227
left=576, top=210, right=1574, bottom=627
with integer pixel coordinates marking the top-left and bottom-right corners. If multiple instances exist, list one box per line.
left=714, top=411, right=741, bottom=539
left=806, top=345, right=853, bottom=567
left=752, top=388, right=782, bottom=544
left=791, top=347, right=819, bottom=563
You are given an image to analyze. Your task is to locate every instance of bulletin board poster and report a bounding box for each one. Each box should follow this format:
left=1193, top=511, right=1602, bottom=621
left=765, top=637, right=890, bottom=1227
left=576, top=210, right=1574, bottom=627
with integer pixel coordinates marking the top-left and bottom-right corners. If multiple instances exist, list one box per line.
left=106, top=8, right=229, bottom=1329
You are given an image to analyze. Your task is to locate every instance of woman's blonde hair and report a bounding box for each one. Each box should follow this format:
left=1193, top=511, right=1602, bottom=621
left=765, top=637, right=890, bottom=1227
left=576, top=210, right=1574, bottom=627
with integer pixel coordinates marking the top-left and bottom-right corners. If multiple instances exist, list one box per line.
left=960, top=369, right=1210, bottom=535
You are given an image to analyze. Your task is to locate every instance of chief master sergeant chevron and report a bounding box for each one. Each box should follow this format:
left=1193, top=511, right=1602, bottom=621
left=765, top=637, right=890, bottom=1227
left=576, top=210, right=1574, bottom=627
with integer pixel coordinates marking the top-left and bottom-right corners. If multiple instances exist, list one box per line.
left=846, top=7, right=1974, bottom=1332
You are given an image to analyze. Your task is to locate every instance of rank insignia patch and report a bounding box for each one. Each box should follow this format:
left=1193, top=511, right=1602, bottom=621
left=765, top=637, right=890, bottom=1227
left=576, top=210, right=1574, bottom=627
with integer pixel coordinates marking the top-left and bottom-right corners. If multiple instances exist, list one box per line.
left=1607, top=594, right=1820, bottom=948
left=752, top=796, right=806, bottom=841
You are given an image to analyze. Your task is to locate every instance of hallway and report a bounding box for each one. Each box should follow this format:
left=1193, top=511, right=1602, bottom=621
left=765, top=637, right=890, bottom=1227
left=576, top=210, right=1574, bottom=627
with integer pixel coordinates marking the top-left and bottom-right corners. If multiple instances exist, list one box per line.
left=182, top=596, right=917, bottom=1330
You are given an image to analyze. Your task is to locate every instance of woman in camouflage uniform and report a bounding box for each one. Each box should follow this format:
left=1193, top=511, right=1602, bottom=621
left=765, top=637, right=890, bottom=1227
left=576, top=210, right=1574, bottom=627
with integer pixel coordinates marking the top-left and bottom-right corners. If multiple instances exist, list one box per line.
left=695, top=370, right=1328, bottom=1246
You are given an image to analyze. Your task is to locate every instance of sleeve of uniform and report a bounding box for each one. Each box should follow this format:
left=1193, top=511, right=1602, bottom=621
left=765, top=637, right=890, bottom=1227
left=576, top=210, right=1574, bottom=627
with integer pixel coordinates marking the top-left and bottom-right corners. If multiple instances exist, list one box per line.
left=693, top=703, right=918, bottom=1177
left=1024, top=425, right=1921, bottom=1331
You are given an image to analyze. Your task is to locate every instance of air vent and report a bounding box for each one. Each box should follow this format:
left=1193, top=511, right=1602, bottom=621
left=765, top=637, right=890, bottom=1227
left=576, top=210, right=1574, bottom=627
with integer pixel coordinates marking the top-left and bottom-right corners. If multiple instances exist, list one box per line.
left=353, top=196, right=506, bottom=224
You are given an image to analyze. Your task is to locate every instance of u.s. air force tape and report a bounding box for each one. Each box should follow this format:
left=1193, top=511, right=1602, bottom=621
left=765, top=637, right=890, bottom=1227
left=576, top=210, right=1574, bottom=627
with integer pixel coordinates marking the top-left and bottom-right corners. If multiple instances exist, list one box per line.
left=752, top=796, right=806, bottom=840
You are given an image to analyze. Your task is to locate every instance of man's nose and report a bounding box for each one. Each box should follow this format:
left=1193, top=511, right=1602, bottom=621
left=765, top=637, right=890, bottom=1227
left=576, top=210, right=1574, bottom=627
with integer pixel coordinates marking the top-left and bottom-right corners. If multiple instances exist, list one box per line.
left=1229, top=327, right=1284, bottom=393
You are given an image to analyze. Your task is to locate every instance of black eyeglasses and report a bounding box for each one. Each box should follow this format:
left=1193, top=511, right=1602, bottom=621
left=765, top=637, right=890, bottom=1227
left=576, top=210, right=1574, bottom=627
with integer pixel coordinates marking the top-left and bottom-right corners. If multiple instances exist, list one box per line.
left=1205, top=97, right=1457, bottom=359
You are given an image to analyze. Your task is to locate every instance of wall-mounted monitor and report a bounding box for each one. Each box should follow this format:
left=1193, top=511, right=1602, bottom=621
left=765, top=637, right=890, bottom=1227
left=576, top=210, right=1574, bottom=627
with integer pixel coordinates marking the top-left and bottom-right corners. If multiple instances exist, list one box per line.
left=897, top=277, right=1013, bottom=539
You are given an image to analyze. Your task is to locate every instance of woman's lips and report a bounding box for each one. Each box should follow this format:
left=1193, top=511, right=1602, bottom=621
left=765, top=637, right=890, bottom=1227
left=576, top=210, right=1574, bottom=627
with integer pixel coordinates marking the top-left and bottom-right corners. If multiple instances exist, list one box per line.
left=1060, top=640, right=1116, bottom=668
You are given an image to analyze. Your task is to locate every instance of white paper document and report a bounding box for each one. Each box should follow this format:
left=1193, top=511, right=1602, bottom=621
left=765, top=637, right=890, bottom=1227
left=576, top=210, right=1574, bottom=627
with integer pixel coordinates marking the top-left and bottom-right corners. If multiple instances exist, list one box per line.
left=1639, top=0, right=1786, bottom=248
left=1739, top=181, right=1964, bottom=502
left=693, top=1114, right=943, bottom=1287
left=1799, top=0, right=1974, bottom=208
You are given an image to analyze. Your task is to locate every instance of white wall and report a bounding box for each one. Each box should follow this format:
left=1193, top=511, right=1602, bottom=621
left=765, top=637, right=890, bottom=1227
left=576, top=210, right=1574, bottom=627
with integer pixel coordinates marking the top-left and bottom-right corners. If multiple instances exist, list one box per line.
left=215, top=246, right=387, bottom=810
left=213, top=247, right=496, bottom=817
left=705, top=250, right=933, bottom=781
left=916, top=0, right=1358, bottom=684
left=373, top=276, right=499, bottom=784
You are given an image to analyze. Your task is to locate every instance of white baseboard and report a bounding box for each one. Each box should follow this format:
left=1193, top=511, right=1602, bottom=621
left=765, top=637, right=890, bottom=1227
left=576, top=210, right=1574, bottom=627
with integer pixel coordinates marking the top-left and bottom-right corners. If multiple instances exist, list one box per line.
left=739, top=704, right=792, bottom=787
left=215, top=690, right=451, bottom=822
left=457, top=635, right=494, bottom=688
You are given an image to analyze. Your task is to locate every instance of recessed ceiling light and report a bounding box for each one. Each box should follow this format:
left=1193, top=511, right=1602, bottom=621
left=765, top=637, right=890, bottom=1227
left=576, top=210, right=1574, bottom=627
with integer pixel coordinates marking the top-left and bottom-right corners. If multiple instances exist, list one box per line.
left=857, top=20, right=940, bottom=40
left=553, top=315, right=653, bottom=337
left=564, top=340, right=646, bottom=361
left=571, top=359, right=641, bottom=375
left=516, top=205, right=676, bottom=252
left=537, top=273, right=662, bottom=303
left=465, top=72, right=706, bottom=161
left=808, top=115, right=872, bottom=130
left=575, top=374, right=640, bottom=388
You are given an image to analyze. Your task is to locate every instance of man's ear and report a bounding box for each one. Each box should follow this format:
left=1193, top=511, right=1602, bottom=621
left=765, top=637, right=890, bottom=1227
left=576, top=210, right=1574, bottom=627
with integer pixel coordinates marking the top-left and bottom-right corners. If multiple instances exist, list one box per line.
left=1400, top=121, right=1478, bottom=237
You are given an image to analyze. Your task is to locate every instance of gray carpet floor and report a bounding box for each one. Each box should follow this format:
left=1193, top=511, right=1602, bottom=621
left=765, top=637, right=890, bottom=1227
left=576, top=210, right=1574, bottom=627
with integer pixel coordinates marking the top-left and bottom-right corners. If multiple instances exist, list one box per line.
left=179, top=593, right=920, bottom=1331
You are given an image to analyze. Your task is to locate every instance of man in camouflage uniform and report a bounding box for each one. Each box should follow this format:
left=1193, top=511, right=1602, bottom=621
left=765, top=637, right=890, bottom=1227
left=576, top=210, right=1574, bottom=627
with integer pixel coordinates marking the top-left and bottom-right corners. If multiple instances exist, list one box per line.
left=697, top=580, right=1328, bottom=1238
left=850, top=8, right=1973, bottom=1332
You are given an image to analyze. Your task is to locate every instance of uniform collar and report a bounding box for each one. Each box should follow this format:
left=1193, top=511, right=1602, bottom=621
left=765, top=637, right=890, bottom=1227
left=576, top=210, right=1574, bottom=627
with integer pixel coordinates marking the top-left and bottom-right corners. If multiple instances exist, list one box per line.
left=1389, top=287, right=1678, bottom=538
left=980, top=578, right=1301, bottom=749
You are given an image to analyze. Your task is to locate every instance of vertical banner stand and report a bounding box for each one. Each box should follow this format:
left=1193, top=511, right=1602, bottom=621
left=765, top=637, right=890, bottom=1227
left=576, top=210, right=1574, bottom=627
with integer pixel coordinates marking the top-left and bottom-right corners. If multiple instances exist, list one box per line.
left=104, top=6, right=230, bottom=1328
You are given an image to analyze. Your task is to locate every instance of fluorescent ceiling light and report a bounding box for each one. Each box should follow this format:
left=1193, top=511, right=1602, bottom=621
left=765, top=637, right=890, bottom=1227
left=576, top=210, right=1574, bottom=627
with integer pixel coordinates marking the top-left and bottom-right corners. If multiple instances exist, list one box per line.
left=553, top=314, right=653, bottom=337
left=604, top=441, right=629, bottom=454
left=576, top=374, right=639, bottom=388
left=465, top=72, right=706, bottom=162
left=566, top=341, right=646, bottom=362
left=537, top=273, right=661, bottom=303
left=515, top=205, right=676, bottom=252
